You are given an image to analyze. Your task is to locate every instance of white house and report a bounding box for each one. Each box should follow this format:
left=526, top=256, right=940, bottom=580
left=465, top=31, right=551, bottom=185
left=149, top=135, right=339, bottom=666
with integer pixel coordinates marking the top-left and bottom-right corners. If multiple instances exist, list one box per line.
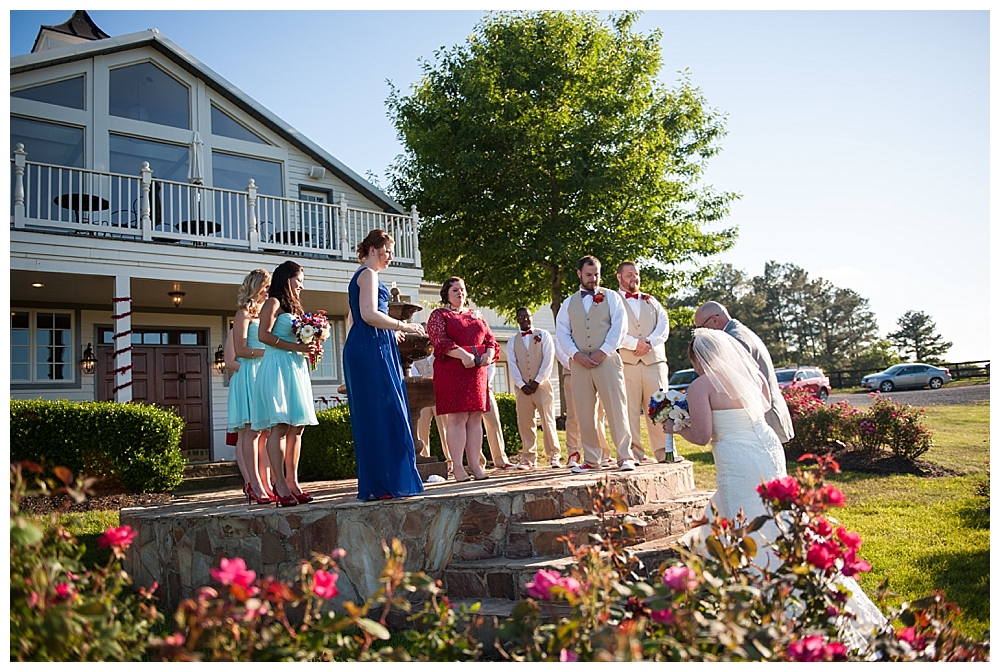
left=10, top=11, right=423, bottom=462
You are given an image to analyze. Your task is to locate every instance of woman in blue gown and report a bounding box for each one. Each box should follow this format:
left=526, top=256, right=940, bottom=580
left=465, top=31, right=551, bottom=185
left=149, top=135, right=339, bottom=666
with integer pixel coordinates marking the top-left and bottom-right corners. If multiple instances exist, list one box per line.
left=344, top=229, right=426, bottom=500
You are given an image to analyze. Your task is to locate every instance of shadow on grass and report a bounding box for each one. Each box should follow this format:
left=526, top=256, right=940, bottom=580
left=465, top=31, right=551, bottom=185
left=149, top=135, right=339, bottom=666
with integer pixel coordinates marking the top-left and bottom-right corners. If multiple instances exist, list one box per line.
left=956, top=501, right=990, bottom=531
left=911, top=546, right=991, bottom=637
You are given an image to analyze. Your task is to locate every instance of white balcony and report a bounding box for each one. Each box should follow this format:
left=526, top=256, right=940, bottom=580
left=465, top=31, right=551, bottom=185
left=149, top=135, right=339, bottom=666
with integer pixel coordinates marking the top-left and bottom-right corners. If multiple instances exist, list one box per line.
left=10, top=144, right=421, bottom=267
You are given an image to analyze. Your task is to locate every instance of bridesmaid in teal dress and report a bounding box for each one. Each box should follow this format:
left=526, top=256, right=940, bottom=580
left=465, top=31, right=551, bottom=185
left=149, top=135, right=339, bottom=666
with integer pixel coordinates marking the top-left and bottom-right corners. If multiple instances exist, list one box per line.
left=343, top=229, right=425, bottom=500
left=251, top=260, right=319, bottom=508
left=227, top=268, right=275, bottom=504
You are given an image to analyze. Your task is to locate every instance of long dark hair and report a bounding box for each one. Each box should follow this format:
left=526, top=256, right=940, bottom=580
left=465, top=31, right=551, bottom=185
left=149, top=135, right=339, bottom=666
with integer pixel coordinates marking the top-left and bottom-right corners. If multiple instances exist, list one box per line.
left=270, top=261, right=304, bottom=316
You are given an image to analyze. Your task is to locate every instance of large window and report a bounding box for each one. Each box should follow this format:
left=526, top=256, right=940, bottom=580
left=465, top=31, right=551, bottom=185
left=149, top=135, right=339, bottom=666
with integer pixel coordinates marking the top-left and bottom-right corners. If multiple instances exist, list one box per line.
left=211, top=105, right=268, bottom=144
left=10, top=116, right=84, bottom=167
left=11, top=310, right=75, bottom=383
left=109, top=62, right=190, bottom=129
left=212, top=151, right=282, bottom=196
left=109, top=133, right=189, bottom=181
left=11, top=75, right=85, bottom=110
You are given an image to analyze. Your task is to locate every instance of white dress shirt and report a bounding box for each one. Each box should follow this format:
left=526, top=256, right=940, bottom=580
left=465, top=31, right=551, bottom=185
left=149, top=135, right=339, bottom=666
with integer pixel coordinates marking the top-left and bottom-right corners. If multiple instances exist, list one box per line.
left=617, top=289, right=670, bottom=351
left=505, top=328, right=555, bottom=389
left=555, top=286, right=627, bottom=358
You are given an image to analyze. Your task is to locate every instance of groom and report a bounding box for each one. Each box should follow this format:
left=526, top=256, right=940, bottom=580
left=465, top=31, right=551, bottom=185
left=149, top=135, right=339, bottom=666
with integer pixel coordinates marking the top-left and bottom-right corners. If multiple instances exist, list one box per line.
left=693, top=301, right=794, bottom=443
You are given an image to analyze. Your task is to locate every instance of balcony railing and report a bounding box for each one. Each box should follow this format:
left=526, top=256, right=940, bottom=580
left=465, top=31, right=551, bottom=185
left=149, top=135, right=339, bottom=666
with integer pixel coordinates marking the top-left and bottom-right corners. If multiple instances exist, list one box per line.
left=10, top=144, right=421, bottom=266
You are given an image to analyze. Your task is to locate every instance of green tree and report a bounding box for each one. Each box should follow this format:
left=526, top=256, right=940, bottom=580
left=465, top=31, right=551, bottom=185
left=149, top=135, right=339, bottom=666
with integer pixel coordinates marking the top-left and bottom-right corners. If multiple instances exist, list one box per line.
left=888, top=310, right=953, bottom=363
left=387, top=10, right=737, bottom=322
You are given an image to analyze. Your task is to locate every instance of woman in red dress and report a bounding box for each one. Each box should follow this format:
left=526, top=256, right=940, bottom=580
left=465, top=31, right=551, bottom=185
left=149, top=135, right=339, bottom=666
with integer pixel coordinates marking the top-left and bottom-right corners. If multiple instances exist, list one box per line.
left=426, top=276, right=498, bottom=482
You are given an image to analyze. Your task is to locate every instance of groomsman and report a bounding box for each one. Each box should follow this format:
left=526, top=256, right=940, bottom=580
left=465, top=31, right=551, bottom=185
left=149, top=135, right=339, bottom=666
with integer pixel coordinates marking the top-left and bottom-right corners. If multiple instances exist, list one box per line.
left=506, top=307, right=562, bottom=468
left=554, top=332, right=611, bottom=468
left=412, top=351, right=449, bottom=458
left=555, top=255, right=637, bottom=473
left=616, top=261, right=676, bottom=464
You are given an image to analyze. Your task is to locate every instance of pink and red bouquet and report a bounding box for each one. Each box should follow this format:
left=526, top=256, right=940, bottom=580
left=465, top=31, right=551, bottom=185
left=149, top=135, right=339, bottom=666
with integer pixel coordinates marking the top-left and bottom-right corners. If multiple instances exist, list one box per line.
left=292, top=309, right=331, bottom=370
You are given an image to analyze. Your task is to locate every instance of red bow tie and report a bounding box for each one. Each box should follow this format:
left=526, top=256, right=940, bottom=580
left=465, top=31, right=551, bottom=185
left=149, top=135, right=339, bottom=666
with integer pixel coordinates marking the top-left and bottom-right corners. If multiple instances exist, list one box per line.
left=625, top=292, right=641, bottom=300
left=521, top=330, right=532, bottom=336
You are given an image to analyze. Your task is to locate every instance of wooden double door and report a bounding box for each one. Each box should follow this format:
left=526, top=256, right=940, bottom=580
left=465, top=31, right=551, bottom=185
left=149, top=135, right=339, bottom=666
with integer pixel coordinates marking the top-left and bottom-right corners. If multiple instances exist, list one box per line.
left=97, top=346, right=211, bottom=456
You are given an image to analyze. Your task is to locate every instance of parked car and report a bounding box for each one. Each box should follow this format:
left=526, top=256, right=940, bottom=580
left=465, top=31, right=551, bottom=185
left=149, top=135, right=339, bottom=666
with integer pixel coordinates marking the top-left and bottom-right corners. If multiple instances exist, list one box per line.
left=775, top=366, right=831, bottom=401
left=860, top=363, right=952, bottom=392
left=668, top=368, right=698, bottom=393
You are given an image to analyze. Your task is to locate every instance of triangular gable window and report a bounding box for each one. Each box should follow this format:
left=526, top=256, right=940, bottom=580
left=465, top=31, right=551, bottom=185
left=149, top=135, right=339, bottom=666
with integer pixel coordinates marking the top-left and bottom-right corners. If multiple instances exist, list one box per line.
left=211, top=105, right=268, bottom=145
left=12, top=75, right=85, bottom=110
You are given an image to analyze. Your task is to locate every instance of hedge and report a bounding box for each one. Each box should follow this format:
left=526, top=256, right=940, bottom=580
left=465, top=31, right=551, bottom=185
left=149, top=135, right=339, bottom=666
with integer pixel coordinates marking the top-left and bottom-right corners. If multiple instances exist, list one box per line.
left=299, top=392, right=524, bottom=481
left=10, top=399, right=185, bottom=493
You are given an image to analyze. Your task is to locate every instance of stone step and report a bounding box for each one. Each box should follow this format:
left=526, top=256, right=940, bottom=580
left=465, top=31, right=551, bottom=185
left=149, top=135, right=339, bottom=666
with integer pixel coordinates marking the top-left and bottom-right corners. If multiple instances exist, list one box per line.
left=506, top=489, right=714, bottom=558
left=444, top=527, right=693, bottom=602
left=173, top=461, right=243, bottom=494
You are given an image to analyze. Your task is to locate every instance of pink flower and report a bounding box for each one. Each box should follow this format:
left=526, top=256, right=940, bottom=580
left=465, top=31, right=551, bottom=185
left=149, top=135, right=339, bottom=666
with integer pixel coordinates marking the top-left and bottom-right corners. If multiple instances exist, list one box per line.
left=824, top=642, right=848, bottom=660
left=786, top=635, right=826, bottom=661
left=841, top=549, right=872, bottom=577
left=650, top=608, right=675, bottom=624
left=210, top=557, right=256, bottom=589
left=662, top=565, right=698, bottom=592
left=811, top=517, right=833, bottom=538
left=54, top=582, right=76, bottom=602
left=312, top=569, right=339, bottom=600
left=758, top=476, right=800, bottom=503
left=820, top=485, right=846, bottom=507
left=28, top=591, right=39, bottom=608
left=806, top=541, right=839, bottom=570
left=896, top=626, right=916, bottom=644
left=560, top=576, right=582, bottom=596
left=559, top=649, right=578, bottom=662
left=526, top=569, right=561, bottom=600
left=835, top=526, right=862, bottom=552
left=164, top=633, right=186, bottom=647
left=99, top=525, right=137, bottom=553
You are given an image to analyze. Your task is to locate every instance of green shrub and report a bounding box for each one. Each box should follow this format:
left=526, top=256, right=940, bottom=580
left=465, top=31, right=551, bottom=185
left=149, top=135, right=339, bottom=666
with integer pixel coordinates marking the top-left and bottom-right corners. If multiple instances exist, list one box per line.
left=299, top=405, right=357, bottom=481
left=10, top=399, right=184, bottom=493
left=781, top=388, right=859, bottom=457
left=856, top=394, right=933, bottom=460
left=493, top=392, right=523, bottom=457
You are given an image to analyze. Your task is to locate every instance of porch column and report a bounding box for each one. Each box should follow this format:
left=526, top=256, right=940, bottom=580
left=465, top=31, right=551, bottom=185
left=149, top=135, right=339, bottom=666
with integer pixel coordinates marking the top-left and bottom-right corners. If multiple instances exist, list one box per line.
left=13, top=144, right=26, bottom=229
left=247, top=179, right=260, bottom=251
left=410, top=204, right=421, bottom=267
left=339, top=194, right=350, bottom=260
left=140, top=162, right=153, bottom=242
left=112, top=275, right=133, bottom=403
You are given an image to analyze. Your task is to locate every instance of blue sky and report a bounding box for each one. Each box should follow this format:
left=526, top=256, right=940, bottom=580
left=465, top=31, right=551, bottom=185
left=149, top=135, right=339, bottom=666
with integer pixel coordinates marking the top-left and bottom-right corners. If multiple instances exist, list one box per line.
left=9, top=8, right=990, bottom=361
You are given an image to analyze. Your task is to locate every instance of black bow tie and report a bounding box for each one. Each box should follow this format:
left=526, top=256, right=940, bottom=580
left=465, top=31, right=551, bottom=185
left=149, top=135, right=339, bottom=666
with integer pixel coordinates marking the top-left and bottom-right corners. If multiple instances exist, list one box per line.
left=581, top=290, right=595, bottom=297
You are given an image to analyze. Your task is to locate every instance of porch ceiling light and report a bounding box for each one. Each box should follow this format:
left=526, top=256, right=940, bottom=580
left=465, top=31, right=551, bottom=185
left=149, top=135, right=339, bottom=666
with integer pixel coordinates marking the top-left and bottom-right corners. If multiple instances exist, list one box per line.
left=80, top=343, right=97, bottom=375
left=168, top=290, right=186, bottom=308
left=213, top=344, right=226, bottom=374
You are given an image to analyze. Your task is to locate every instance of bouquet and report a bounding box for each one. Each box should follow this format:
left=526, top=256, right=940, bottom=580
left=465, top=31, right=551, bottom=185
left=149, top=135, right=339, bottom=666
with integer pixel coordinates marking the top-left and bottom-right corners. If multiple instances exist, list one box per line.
left=291, top=309, right=331, bottom=371
left=648, top=388, right=690, bottom=462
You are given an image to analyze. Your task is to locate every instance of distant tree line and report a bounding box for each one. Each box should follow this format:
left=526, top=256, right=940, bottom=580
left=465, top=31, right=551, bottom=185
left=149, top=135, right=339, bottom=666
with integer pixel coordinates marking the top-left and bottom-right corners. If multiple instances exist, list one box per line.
left=664, top=262, right=952, bottom=373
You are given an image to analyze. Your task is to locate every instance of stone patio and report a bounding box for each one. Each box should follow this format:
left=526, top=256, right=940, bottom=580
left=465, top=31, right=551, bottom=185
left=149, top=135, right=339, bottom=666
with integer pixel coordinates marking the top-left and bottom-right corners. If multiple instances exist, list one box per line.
left=122, top=461, right=713, bottom=615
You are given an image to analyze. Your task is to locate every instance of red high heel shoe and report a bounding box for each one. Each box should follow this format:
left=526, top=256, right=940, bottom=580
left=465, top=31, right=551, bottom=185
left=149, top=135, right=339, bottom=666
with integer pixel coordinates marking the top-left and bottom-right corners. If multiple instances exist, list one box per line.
left=293, top=491, right=314, bottom=504
left=275, top=493, right=299, bottom=508
left=247, top=486, right=272, bottom=505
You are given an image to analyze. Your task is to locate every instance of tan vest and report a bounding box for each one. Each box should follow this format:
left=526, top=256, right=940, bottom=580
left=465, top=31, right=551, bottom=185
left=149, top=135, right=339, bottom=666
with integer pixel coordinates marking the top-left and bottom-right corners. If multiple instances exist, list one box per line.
left=513, top=332, right=544, bottom=382
left=567, top=290, right=612, bottom=354
left=619, top=296, right=667, bottom=366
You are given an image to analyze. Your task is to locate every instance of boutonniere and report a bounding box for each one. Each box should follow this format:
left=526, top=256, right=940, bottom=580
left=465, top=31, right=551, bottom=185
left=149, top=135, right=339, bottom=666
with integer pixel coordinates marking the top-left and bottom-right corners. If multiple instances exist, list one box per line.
left=593, top=292, right=605, bottom=304
left=642, top=294, right=651, bottom=303
left=471, top=309, right=483, bottom=320
left=533, top=334, right=542, bottom=344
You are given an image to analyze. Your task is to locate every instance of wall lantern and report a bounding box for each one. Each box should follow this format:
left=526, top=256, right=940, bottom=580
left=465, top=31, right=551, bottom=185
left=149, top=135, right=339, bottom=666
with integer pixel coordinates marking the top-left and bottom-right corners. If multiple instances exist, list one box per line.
left=213, top=344, right=227, bottom=374
left=168, top=290, right=186, bottom=308
left=80, top=343, right=97, bottom=374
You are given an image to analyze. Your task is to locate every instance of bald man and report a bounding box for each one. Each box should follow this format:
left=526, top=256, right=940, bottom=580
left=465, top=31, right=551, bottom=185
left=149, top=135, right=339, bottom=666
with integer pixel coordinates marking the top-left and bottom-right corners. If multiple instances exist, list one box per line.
left=693, top=301, right=794, bottom=443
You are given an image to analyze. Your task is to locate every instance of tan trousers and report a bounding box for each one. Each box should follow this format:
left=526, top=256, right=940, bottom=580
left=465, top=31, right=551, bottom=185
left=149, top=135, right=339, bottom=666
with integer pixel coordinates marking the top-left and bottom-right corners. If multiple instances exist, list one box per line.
left=570, top=352, right=635, bottom=467
left=417, top=405, right=449, bottom=458
left=563, top=370, right=610, bottom=459
left=623, top=361, right=671, bottom=462
left=482, top=388, right=509, bottom=467
left=514, top=378, right=561, bottom=464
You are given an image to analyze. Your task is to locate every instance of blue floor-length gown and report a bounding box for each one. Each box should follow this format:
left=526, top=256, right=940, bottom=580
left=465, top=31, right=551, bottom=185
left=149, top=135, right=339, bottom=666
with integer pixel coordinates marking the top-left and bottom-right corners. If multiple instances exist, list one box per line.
left=343, top=266, right=424, bottom=500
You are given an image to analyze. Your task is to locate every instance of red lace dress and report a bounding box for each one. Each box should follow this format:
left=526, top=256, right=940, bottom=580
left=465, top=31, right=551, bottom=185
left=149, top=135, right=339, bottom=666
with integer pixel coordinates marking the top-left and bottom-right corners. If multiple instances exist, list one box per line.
left=426, top=307, right=498, bottom=415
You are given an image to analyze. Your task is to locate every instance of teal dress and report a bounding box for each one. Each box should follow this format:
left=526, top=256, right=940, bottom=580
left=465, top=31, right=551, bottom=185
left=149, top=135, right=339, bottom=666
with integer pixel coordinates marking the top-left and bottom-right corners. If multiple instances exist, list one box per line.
left=227, top=321, right=264, bottom=431
left=250, top=312, right=319, bottom=430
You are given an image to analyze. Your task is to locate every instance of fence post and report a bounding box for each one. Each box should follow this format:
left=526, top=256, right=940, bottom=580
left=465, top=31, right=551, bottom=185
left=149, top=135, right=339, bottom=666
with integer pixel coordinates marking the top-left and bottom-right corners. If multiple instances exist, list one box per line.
left=410, top=204, right=421, bottom=267
left=339, top=193, right=349, bottom=260
left=12, top=143, right=26, bottom=229
left=139, top=162, right=153, bottom=241
left=247, top=179, right=259, bottom=252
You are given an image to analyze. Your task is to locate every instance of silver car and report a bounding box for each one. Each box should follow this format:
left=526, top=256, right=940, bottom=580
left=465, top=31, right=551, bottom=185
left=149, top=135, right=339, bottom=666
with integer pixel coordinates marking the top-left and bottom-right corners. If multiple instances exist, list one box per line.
left=860, top=363, right=952, bottom=392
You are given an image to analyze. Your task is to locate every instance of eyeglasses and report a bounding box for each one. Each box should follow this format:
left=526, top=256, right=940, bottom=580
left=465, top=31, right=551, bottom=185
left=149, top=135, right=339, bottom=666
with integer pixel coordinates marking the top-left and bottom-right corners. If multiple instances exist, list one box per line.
left=696, top=314, right=716, bottom=329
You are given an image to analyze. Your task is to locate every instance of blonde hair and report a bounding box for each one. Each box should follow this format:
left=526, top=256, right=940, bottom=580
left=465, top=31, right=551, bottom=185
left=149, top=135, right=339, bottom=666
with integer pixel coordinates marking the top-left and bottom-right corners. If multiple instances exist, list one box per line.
left=236, top=268, right=270, bottom=318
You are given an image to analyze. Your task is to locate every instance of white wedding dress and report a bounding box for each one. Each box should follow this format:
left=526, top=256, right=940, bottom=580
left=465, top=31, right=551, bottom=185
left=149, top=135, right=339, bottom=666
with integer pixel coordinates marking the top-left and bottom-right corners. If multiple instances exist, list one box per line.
left=683, top=408, right=887, bottom=650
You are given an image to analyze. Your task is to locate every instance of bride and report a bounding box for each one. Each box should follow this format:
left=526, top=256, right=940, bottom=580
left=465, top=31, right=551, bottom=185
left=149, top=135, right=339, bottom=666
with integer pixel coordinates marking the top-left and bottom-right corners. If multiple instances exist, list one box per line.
left=667, top=328, right=887, bottom=648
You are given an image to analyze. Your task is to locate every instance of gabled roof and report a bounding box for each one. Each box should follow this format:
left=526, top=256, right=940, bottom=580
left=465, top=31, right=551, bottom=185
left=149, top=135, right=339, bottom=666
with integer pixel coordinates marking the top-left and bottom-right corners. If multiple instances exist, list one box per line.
left=13, top=28, right=405, bottom=214
left=32, top=10, right=111, bottom=53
